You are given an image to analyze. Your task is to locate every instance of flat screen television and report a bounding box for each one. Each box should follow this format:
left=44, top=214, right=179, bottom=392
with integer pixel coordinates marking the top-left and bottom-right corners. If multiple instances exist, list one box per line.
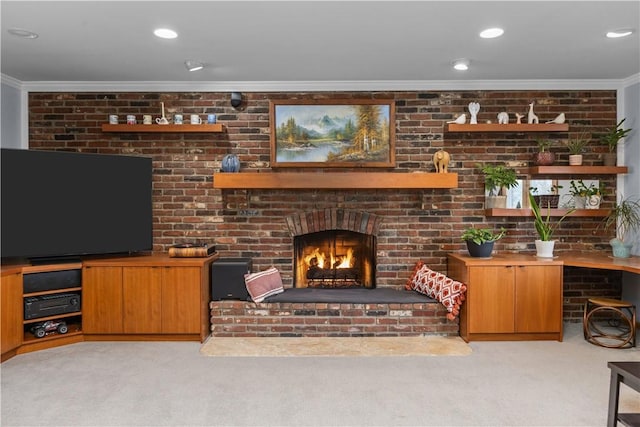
left=1, top=149, right=153, bottom=261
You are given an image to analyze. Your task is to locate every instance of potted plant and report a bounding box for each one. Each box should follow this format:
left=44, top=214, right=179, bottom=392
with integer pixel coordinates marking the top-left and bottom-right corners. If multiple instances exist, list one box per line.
left=569, top=179, right=605, bottom=209
left=461, top=226, right=506, bottom=258
left=601, top=196, right=640, bottom=258
left=534, top=139, right=555, bottom=166
left=478, top=164, right=518, bottom=209
left=565, top=131, right=590, bottom=166
left=529, top=193, right=574, bottom=258
left=599, top=118, right=632, bottom=166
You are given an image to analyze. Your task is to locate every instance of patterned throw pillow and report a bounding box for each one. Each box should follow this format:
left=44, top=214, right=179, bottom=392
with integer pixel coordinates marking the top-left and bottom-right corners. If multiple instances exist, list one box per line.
left=405, top=261, right=467, bottom=321
left=244, top=267, right=285, bottom=303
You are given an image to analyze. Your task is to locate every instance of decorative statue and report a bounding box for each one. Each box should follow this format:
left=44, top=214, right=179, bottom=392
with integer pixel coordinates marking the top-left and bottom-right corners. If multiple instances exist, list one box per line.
left=497, top=112, right=509, bottom=124
left=446, top=113, right=466, bottom=124
left=527, top=102, right=539, bottom=124
left=468, top=102, right=480, bottom=124
left=515, top=113, right=525, bottom=124
left=546, top=113, right=566, bottom=124
left=221, top=154, right=240, bottom=172
left=433, top=150, right=450, bottom=173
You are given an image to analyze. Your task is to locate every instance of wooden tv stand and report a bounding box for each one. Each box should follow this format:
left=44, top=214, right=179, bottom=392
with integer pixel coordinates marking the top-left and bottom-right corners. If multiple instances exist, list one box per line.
left=1, top=253, right=218, bottom=362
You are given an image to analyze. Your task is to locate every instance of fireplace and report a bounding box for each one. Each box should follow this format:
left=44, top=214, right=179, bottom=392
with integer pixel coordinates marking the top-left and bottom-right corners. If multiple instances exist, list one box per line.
left=294, top=230, right=376, bottom=288
left=285, top=209, right=382, bottom=289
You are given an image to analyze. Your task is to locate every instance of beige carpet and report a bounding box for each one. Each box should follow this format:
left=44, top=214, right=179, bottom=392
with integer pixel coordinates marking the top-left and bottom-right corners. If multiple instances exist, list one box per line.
left=200, top=335, right=472, bottom=357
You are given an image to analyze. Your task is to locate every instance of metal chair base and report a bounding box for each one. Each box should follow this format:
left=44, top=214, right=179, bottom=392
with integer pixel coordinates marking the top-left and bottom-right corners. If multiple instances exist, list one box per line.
left=583, top=298, right=636, bottom=349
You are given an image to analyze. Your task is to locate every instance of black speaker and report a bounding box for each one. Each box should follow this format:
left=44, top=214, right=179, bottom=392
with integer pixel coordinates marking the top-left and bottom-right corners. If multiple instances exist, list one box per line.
left=211, top=258, right=252, bottom=300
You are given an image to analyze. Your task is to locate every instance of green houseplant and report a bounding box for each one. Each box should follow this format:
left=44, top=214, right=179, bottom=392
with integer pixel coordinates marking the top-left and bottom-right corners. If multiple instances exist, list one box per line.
left=569, top=180, right=605, bottom=209
left=601, top=196, right=640, bottom=258
left=529, top=193, right=574, bottom=257
left=565, top=131, right=590, bottom=166
left=478, top=164, right=518, bottom=209
left=461, top=226, right=506, bottom=258
left=600, top=118, right=632, bottom=166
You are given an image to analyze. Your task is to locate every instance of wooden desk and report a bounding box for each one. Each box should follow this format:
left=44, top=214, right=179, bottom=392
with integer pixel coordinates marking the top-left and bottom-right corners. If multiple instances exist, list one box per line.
left=607, top=361, right=640, bottom=427
left=557, top=252, right=640, bottom=275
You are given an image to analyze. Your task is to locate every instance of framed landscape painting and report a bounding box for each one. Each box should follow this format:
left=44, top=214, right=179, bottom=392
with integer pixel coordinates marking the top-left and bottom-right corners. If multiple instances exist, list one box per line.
left=270, top=99, right=395, bottom=168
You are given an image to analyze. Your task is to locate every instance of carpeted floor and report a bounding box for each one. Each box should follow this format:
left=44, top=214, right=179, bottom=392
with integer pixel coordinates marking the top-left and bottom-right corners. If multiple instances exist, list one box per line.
left=200, top=335, right=472, bottom=357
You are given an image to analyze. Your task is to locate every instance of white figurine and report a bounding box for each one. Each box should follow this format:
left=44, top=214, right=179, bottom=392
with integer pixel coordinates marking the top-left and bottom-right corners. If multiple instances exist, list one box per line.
left=546, top=113, right=566, bottom=124
left=468, top=102, right=480, bottom=124
left=527, top=102, right=539, bottom=124
left=515, top=113, right=525, bottom=124
left=497, top=112, right=509, bottom=125
left=446, top=113, right=466, bottom=124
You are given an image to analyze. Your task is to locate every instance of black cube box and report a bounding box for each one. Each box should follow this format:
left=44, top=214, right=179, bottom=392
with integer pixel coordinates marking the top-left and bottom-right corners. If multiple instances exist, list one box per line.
left=211, top=258, right=252, bottom=301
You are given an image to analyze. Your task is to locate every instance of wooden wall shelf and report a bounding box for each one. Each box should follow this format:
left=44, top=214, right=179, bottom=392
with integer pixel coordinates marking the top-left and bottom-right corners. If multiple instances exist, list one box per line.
left=525, top=166, right=628, bottom=175
left=213, top=172, right=458, bottom=189
left=447, top=123, right=569, bottom=132
left=486, top=208, right=608, bottom=217
left=101, top=124, right=224, bottom=133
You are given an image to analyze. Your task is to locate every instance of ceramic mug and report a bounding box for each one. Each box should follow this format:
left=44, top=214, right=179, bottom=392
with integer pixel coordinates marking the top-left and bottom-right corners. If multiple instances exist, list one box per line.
left=142, top=115, right=152, bottom=125
left=207, top=114, right=216, bottom=124
left=108, top=115, right=118, bottom=125
left=190, top=114, right=202, bottom=125
left=126, top=115, right=136, bottom=125
left=174, top=114, right=183, bottom=125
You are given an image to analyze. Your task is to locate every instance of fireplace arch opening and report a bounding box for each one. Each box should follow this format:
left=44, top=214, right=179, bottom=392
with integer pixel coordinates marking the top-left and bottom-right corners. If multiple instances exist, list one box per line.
left=285, top=209, right=381, bottom=289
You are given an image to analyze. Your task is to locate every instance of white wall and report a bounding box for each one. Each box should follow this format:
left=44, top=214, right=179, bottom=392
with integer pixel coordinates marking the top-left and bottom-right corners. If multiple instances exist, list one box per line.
left=1, top=79, right=26, bottom=149
left=621, top=80, right=640, bottom=312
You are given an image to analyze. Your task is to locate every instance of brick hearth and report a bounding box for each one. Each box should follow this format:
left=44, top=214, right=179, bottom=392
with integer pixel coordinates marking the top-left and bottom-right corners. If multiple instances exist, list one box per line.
left=209, top=300, right=457, bottom=337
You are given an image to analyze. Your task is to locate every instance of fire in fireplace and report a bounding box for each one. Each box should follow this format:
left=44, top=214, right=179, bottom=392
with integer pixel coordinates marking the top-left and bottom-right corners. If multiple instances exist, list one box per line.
left=293, top=230, right=376, bottom=288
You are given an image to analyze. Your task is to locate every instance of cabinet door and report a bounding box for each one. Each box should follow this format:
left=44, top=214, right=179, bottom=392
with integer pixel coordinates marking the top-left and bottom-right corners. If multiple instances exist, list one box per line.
left=122, top=267, right=162, bottom=334
left=83, top=266, right=124, bottom=334
left=468, top=266, right=515, bottom=333
left=515, top=265, right=563, bottom=333
left=161, top=267, right=200, bottom=334
left=1, top=272, right=23, bottom=354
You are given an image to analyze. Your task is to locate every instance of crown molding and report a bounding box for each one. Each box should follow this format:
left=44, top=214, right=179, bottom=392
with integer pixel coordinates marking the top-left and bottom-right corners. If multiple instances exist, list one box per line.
left=1, top=74, right=23, bottom=89
left=622, top=73, right=640, bottom=88
left=5, top=76, right=637, bottom=93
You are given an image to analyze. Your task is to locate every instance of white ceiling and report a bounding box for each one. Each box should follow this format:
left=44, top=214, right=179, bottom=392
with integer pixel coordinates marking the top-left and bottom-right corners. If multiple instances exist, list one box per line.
left=1, top=1, right=639, bottom=87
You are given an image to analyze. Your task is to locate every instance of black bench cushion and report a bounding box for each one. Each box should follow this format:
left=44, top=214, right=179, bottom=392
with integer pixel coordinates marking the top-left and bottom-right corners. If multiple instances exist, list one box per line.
left=263, top=288, right=437, bottom=304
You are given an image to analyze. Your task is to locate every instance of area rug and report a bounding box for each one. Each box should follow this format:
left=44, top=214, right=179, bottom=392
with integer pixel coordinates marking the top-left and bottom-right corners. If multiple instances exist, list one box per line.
left=200, top=335, right=472, bottom=357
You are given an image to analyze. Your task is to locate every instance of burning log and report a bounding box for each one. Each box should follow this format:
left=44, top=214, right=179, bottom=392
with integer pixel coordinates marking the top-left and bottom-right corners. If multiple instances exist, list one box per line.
left=307, top=267, right=359, bottom=281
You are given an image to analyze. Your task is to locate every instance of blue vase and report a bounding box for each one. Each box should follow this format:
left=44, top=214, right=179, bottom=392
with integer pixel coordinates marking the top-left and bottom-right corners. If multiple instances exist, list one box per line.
left=221, top=154, right=240, bottom=172
left=610, top=238, right=632, bottom=258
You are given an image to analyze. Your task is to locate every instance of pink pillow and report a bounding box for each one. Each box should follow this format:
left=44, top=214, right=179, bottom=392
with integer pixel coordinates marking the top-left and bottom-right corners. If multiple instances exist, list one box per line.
left=244, top=267, right=284, bottom=303
left=406, top=261, right=467, bottom=321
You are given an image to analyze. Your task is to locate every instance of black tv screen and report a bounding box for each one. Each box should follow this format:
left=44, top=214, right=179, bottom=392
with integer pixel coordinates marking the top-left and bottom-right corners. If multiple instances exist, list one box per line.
left=1, top=149, right=153, bottom=261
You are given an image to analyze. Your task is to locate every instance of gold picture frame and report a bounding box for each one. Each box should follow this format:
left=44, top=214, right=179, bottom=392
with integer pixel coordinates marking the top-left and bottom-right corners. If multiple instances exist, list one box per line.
left=270, top=99, right=395, bottom=168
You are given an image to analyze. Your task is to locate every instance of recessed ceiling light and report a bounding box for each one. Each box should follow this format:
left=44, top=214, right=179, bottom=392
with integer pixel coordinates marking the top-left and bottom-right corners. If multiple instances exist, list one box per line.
left=452, top=59, right=470, bottom=71
left=606, top=29, right=634, bottom=38
left=7, top=28, right=39, bottom=39
left=185, top=60, right=204, bottom=72
left=479, top=28, right=504, bottom=39
left=154, top=28, right=178, bottom=39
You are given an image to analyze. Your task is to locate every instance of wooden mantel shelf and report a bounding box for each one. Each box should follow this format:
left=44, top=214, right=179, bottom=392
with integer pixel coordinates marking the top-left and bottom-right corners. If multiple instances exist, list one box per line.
left=447, top=123, right=569, bottom=132
left=213, top=172, right=458, bottom=189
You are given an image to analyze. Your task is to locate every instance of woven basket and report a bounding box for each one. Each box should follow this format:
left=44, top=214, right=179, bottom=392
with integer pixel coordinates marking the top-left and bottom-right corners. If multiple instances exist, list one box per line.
left=533, top=195, right=559, bottom=209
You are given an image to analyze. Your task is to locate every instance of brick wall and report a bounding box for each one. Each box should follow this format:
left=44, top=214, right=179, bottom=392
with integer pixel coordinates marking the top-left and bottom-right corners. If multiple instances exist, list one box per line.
left=209, top=300, right=456, bottom=337
left=28, top=90, right=623, bottom=319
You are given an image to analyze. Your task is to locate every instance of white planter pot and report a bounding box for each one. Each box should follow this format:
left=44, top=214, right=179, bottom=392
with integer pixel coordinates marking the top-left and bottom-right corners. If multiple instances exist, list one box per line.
left=568, top=154, right=583, bottom=166
left=486, top=195, right=507, bottom=209
left=535, top=240, right=555, bottom=258
left=585, top=195, right=601, bottom=209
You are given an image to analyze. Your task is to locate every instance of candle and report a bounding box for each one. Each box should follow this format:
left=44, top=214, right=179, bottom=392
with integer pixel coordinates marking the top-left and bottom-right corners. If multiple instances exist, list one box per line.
left=161, top=102, right=165, bottom=118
